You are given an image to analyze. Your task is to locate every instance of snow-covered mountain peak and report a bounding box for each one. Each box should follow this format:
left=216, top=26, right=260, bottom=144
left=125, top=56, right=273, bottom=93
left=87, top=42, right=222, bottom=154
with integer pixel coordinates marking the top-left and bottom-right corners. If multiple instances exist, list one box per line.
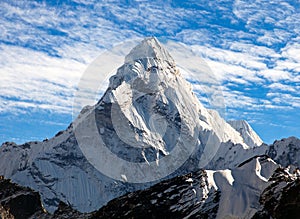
left=75, top=38, right=258, bottom=186
left=124, top=37, right=175, bottom=64
left=228, top=120, right=263, bottom=147
left=108, top=37, right=178, bottom=91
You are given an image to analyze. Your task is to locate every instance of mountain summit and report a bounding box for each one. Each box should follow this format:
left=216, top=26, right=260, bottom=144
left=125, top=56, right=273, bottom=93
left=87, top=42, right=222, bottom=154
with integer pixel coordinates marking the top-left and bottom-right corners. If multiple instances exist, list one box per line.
left=0, top=38, right=264, bottom=213
left=125, top=37, right=174, bottom=63
left=75, top=37, right=258, bottom=183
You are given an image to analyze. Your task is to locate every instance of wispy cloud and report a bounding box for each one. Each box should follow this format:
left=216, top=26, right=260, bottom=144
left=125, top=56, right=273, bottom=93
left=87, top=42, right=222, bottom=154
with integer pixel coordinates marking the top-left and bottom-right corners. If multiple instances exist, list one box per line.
left=0, top=44, right=85, bottom=114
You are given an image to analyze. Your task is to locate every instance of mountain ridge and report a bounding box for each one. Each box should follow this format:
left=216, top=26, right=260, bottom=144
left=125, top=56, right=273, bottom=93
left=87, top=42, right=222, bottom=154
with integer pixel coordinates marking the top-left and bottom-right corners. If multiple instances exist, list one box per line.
left=1, top=152, right=299, bottom=219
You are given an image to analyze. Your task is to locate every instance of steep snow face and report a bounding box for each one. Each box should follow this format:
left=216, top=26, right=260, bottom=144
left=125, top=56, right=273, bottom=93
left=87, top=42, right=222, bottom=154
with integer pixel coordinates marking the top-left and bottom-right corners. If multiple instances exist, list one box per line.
left=205, top=120, right=265, bottom=169
left=205, top=141, right=268, bottom=170
left=207, top=156, right=279, bottom=219
left=75, top=37, right=250, bottom=183
left=0, top=37, right=263, bottom=212
left=228, top=120, right=263, bottom=147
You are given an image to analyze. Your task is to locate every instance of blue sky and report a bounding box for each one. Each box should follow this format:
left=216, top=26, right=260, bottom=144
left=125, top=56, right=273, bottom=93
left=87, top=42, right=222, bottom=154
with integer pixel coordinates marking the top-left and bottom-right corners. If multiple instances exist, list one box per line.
left=0, top=0, right=299, bottom=144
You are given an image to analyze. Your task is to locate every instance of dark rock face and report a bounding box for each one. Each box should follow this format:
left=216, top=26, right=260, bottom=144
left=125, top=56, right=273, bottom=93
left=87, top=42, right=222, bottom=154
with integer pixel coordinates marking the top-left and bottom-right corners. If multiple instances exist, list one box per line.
left=0, top=171, right=219, bottom=219
left=252, top=168, right=300, bottom=219
left=50, top=202, right=90, bottom=219
left=0, top=176, right=92, bottom=219
left=0, top=176, right=45, bottom=219
left=94, top=170, right=219, bottom=219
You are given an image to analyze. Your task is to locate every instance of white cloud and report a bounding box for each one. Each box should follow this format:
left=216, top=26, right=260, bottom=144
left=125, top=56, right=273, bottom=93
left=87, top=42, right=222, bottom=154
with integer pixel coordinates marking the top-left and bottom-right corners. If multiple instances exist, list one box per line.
left=258, top=69, right=291, bottom=81
left=281, top=43, right=300, bottom=62
left=227, top=42, right=279, bottom=58
left=223, top=90, right=258, bottom=108
left=233, top=0, right=299, bottom=48
left=268, top=83, right=296, bottom=92
left=0, top=44, right=85, bottom=114
left=266, top=92, right=300, bottom=108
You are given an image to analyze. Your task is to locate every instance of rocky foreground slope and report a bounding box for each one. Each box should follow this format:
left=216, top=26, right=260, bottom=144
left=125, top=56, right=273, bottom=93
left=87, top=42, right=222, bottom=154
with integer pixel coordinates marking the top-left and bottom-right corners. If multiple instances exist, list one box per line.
left=95, top=155, right=300, bottom=219
left=1, top=154, right=299, bottom=219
